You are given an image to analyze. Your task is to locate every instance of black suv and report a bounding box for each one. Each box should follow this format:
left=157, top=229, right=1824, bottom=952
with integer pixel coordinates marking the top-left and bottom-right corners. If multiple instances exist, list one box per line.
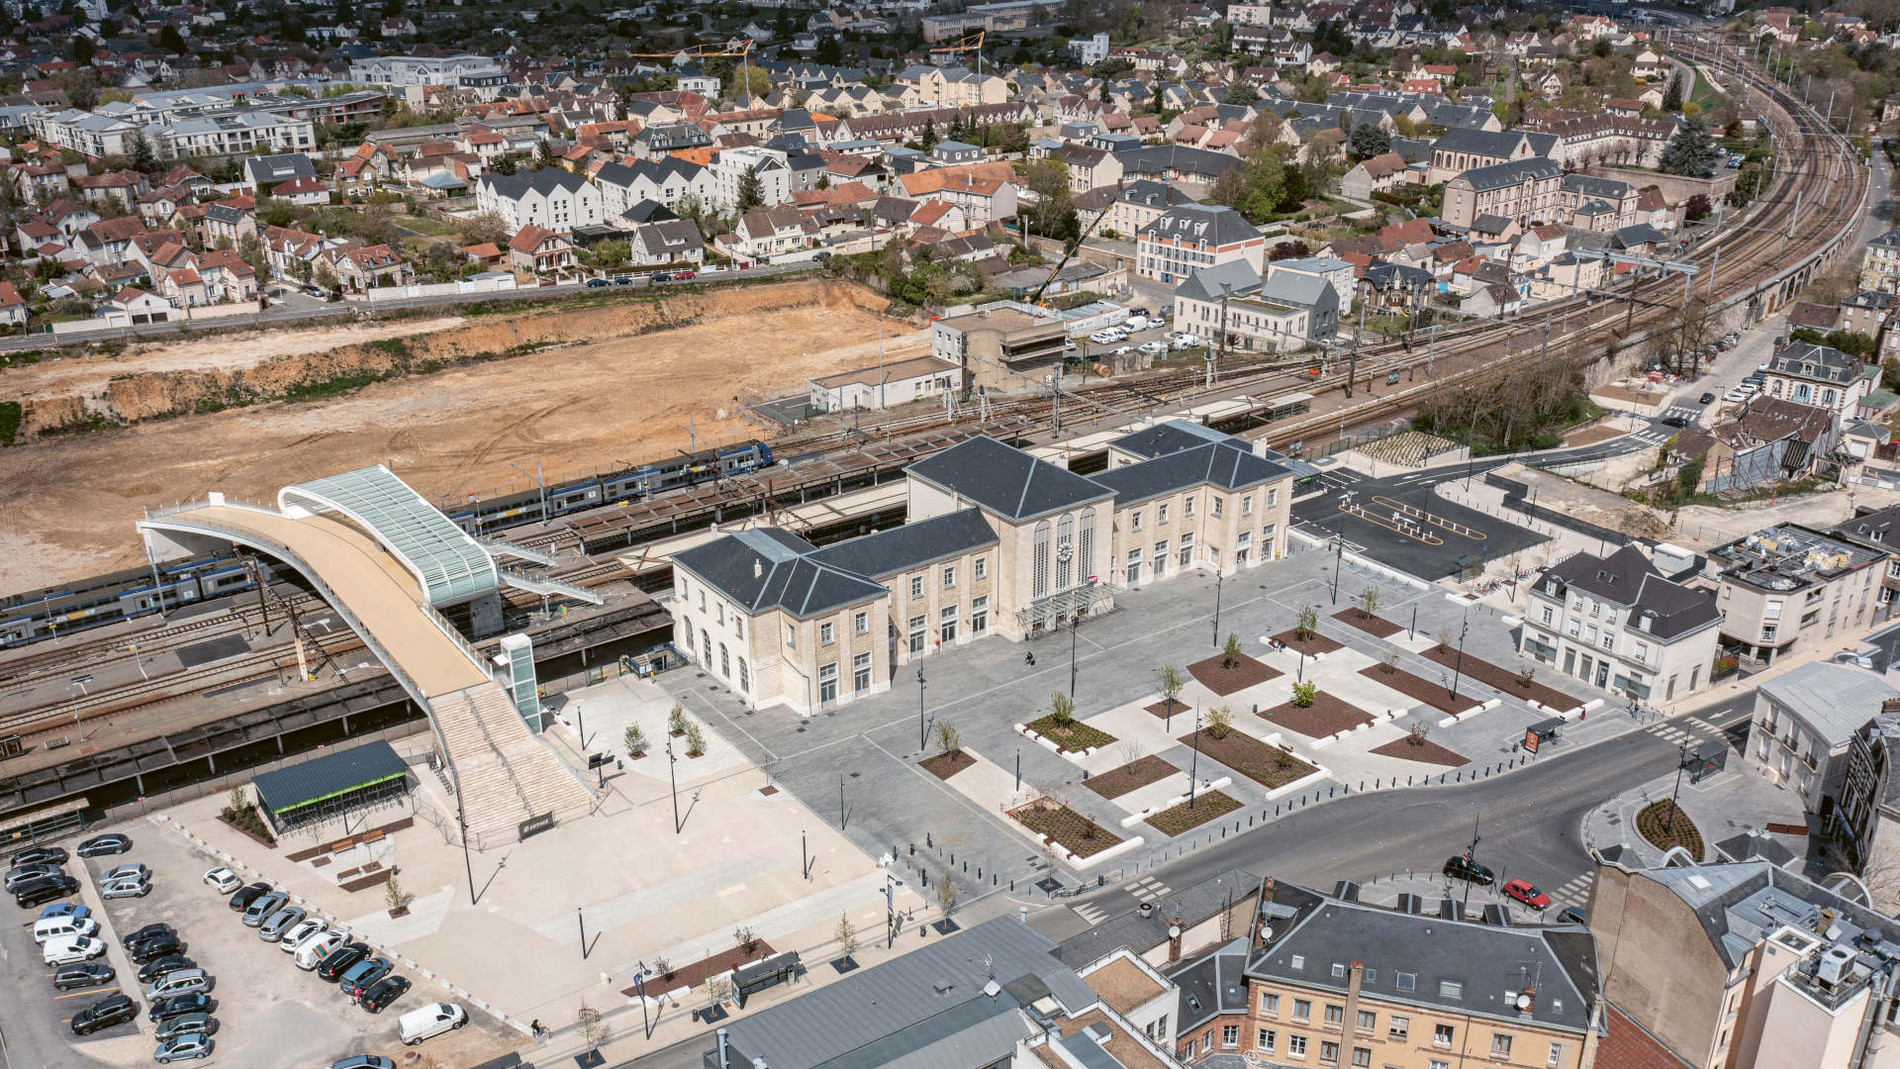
left=149, top=992, right=212, bottom=1022
left=228, top=882, right=271, bottom=912
left=316, top=942, right=371, bottom=982
left=71, top=993, right=139, bottom=1035
left=137, top=955, right=198, bottom=985
left=1443, top=854, right=1494, bottom=886
left=359, top=974, right=410, bottom=1014
left=10, top=845, right=67, bottom=867
left=122, top=922, right=175, bottom=949
left=129, top=934, right=184, bottom=964
left=14, top=874, right=79, bottom=908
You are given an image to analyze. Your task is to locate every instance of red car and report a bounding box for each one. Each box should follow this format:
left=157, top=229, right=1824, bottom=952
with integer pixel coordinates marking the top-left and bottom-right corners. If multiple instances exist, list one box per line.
left=1502, top=878, right=1551, bottom=911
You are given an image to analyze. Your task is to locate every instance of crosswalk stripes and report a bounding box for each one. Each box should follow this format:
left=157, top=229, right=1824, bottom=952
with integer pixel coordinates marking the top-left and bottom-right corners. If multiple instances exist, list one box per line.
left=1071, top=902, right=1109, bottom=924
left=1686, top=716, right=1724, bottom=736
left=1630, top=428, right=1673, bottom=444
left=1123, top=876, right=1172, bottom=900
left=1661, top=405, right=1701, bottom=422
left=1647, top=723, right=1704, bottom=746
left=1549, top=872, right=1595, bottom=907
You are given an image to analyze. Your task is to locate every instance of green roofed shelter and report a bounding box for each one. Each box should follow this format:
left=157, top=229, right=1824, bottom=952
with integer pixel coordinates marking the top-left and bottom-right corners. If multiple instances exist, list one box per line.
left=251, top=740, right=410, bottom=834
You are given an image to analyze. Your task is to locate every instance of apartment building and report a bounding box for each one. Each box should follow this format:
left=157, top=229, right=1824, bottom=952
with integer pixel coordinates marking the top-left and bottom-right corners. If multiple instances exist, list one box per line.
left=1591, top=857, right=1900, bottom=1069
left=1708, top=524, right=1886, bottom=664
left=1743, top=662, right=1900, bottom=814
left=1425, top=127, right=1558, bottom=185
left=1136, top=204, right=1266, bottom=285
left=593, top=158, right=713, bottom=224
left=1241, top=878, right=1602, bottom=1069
left=1518, top=545, right=1722, bottom=705
left=1441, top=158, right=1563, bottom=230
left=664, top=428, right=1292, bottom=715
left=1834, top=696, right=1900, bottom=904
left=1827, top=503, right=1900, bottom=618
left=346, top=53, right=509, bottom=94
left=474, top=169, right=603, bottom=233
left=1860, top=226, right=1900, bottom=293
left=1106, top=179, right=1194, bottom=239
left=712, top=146, right=791, bottom=212
left=1173, top=261, right=1340, bottom=356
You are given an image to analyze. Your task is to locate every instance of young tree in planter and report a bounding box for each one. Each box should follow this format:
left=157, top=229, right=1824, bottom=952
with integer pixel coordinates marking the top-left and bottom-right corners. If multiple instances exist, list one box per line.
left=384, top=875, right=408, bottom=915
left=1050, top=691, right=1076, bottom=727
left=685, top=722, right=707, bottom=757
left=1356, top=586, right=1380, bottom=619
left=835, top=911, right=858, bottom=958
left=577, top=1000, right=605, bottom=1053
left=1517, top=666, right=1536, bottom=690
left=933, top=719, right=962, bottom=758
left=1380, top=650, right=1401, bottom=675
left=734, top=926, right=759, bottom=955
left=1156, top=663, right=1184, bottom=725
left=1221, top=632, right=1244, bottom=669
left=668, top=705, right=687, bottom=736
left=1205, top=705, right=1233, bottom=739
left=1407, top=721, right=1432, bottom=747
left=624, top=723, right=647, bottom=758
left=936, top=872, right=958, bottom=919
left=1290, top=681, right=1317, bottom=707
left=1295, top=606, right=1319, bottom=641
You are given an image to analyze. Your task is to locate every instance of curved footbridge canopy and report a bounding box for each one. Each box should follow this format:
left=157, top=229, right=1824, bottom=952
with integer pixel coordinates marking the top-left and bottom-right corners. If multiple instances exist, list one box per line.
left=136, top=467, right=593, bottom=843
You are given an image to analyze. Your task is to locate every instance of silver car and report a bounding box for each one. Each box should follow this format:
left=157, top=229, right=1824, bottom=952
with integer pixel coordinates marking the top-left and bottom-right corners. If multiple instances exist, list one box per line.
left=99, top=876, right=150, bottom=900
left=257, top=905, right=306, bottom=942
left=241, top=890, right=287, bottom=927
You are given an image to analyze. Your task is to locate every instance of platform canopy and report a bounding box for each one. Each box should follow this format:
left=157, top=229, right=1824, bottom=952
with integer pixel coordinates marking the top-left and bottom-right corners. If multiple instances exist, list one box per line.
left=251, top=740, right=409, bottom=832
left=280, top=465, right=497, bottom=608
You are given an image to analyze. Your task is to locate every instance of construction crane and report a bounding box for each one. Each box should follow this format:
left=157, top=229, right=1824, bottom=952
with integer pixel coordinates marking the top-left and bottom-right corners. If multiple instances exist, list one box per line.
left=1028, top=197, right=1115, bottom=307
left=927, top=30, right=986, bottom=74
left=622, top=40, right=762, bottom=106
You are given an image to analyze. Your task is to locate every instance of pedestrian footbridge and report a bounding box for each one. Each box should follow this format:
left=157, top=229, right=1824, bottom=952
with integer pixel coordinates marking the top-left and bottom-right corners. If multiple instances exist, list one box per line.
left=138, top=467, right=592, bottom=845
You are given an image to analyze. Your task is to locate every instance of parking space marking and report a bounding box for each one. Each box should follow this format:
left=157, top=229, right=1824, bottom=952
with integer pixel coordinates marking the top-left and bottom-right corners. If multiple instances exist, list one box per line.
left=52, top=986, right=119, bottom=1000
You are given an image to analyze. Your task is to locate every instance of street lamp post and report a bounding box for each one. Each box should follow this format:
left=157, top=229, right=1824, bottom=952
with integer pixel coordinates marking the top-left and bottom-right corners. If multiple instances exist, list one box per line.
left=1211, top=570, right=1224, bottom=647
left=1330, top=531, right=1345, bottom=605
left=1448, top=614, right=1471, bottom=701
left=666, top=738, right=681, bottom=834
left=1667, top=742, right=1690, bottom=844
left=1067, top=612, right=1081, bottom=699
left=917, top=666, right=928, bottom=750
left=455, top=784, right=476, bottom=906
left=1460, top=816, right=1482, bottom=914
left=1188, top=705, right=1202, bottom=809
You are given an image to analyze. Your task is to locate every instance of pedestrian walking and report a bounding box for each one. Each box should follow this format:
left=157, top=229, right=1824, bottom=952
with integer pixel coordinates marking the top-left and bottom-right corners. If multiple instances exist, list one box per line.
left=1025, top=651, right=1036, bottom=666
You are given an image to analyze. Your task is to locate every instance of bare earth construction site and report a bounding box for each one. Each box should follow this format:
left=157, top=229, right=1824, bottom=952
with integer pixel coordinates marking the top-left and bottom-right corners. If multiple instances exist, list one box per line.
left=0, top=278, right=918, bottom=593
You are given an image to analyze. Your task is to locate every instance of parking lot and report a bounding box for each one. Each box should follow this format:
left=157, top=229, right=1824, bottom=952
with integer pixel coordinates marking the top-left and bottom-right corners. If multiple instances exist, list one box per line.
left=3, top=821, right=517, bottom=1069
left=1079, top=308, right=1197, bottom=362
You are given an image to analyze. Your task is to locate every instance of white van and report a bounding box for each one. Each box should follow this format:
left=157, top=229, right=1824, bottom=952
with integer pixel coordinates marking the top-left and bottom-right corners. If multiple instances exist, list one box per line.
left=33, top=916, right=98, bottom=944
left=398, top=1002, right=467, bottom=1045
left=43, top=935, right=104, bottom=965
left=293, top=930, right=347, bottom=970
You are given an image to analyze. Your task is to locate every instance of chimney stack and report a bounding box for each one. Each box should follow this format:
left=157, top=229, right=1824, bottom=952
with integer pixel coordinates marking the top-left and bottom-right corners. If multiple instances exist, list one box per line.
left=1517, top=986, right=1536, bottom=1019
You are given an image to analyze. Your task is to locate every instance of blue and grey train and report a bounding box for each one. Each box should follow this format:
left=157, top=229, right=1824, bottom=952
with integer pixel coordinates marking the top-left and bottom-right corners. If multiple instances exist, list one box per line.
left=1, top=440, right=777, bottom=649
left=442, top=439, right=775, bottom=534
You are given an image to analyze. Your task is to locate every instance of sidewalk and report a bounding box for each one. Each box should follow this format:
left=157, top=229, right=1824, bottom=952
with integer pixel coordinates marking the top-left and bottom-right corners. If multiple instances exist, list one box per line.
left=1580, top=757, right=1807, bottom=874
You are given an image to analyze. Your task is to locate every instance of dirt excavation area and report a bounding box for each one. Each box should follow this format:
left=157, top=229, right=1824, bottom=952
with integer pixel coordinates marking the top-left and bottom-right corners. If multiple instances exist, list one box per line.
left=0, top=279, right=922, bottom=595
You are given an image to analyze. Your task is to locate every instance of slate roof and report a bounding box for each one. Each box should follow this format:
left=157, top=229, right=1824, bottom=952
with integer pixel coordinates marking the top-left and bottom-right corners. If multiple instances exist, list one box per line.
left=1174, top=260, right=1261, bottom=303
left=807, top=508, right=997, bottom=579
left=1258, top=270, right=1337, bottom=312
left=1758, top=663, right=1900, bottom=747
left=1137, top=203, right=1262, bottom=246
left=1770, top=341, right=1863, bottom=385
left=1634, top=861, right=1900, bottom=972
left=1538, top=545, right=1721, bottom=641
left=1453, top=157, right=1561, bottom=192
left=1092, top=442, right=1291, bottom=505
left=1108, top=419, right=1240, bottom=459
left=714, top=917, right=1097, bottom=1069
left=478, top=167, right=591, bottom=200
left=671, top=528, right=885, bottom=619
left=905, top=436, right=1112, bottom=522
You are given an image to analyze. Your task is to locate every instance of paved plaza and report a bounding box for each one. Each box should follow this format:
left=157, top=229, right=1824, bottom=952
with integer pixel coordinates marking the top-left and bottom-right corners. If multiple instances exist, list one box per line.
left=657, top=542, right=1673, bottom=915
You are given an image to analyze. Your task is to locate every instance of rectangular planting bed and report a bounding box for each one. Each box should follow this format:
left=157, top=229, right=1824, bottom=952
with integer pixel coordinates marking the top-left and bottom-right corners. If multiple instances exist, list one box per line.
left=1177, top=729, right=1318, bottom=789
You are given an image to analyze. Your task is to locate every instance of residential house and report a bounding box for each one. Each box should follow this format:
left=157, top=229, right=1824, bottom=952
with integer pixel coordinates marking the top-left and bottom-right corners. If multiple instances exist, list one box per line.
left=713, top=146, right=792, bottom=212
left=1744, top=662, right=1900, bottom=815
left=727, top=206, right=805, bottom=259
left=507, top=224, right=575, bottom=276
left=1338, top=150, right=1414, bottom=201
left=1707, top=523, right=1887, bottom=664
left=1136, top=204, right=1265, bottom=285
left=475, top=168, right=604, bottom=234
left=1519, top=544, right=1723, bottom=705
left=627, top=219, right=704, bottom=266
left=1762, top=341, right=1873, bottom=414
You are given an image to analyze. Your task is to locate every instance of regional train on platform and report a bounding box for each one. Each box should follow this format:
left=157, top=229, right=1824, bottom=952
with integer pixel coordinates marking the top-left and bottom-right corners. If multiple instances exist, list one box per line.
left=0, top=439, right=777, bottom=650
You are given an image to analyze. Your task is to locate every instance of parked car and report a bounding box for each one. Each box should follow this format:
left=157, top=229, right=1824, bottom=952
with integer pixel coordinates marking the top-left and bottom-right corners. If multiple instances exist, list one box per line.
left=278, top=918, right=326, bottom=952
left=1442, top=854, right=1494, bottom=886
left=100, top=875, right=151, bottom=899
left=34, top=915, right=99, bottom=943
left=122, top=922, right=175, bottom=949
left=612, top=276, right=633, bottom=286
left=1138, top=340, right=1168, bottom=356
left=1501, top=878, right=1551, bottom=910
left=15, top=874, right=79, bottom=908
left=6, top=862, right=64, bottom=889
left=129, top=934, right=183, bottom=964
left=153, top=1013, right=213, bottom=1041
left=1698, top=392, right=1716, bottom=404
left=202, top=868, right=241, bottom=894
left=586, top=278, right=611, bottom=288
left=398, top=1002, right=467, bottom=1045
left=38, top=902, right=89, bottom=921
left=75, top=834, right=131, bottom=857
left=359, top=975, right=411, bottom=1014
left=70, top=993, right=138, bottom=1035
left=1554, top=905, right=1588, bottom=926
left=144, top=968, right=209, bottom=1002
left=294, top=930, right=349, bottom=970
left=317, top=942, right=372, bottom=982
left=227, top=881, right=270, bottom=911
left=52, top=962, right=115, bottom=991
left=242, top=890, right=288, bottom=927
left=43, top=935, right=107, bottom=965
left=1659, top=415, right=1689, bottom=428
left=102, top=863, right=150, bottom=884
left=258, top=905, right=307, bottom=942
left=331, top=1057, right=397, bottom=1069
left=149, top=992, right=212, bottom=1022
left=11, top=845, right=68, bottom=867
left=341, top=957, right=395, bottom=1000
left=154, top=1033, right=214, bottom=1063
left=1123, top=314, right=1150, bottom=331
left=137, top=955, right=198, bottom=985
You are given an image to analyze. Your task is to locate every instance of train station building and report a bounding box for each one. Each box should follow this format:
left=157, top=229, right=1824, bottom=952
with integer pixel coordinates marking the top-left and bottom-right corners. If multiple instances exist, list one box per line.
left=667, top=421, right=1296, bottom=715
